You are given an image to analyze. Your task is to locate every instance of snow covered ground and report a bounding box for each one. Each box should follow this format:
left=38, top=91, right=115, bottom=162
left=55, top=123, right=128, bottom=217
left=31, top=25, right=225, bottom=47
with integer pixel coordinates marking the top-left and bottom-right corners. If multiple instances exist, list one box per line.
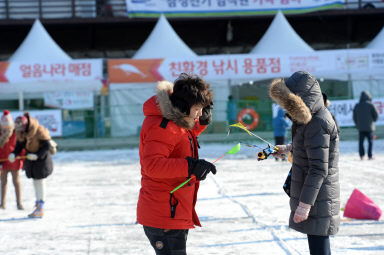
left=0, top=139, right=383, bottom=255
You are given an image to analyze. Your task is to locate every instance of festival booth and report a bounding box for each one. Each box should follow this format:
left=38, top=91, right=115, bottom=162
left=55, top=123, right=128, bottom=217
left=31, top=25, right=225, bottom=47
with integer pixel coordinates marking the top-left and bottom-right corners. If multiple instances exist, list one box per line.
left=0, top=20, right=103, bottom=137
left=107, top=12, right=384, bottom=135
left=108, top=15, right=199, bottom=137
left=108, top=12, right=319, bottom=136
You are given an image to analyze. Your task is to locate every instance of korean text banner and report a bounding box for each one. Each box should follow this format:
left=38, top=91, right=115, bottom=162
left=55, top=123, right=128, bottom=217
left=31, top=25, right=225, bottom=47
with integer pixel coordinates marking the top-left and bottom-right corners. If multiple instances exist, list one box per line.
left=126, top=0, right=344, bottom=17
left=107, top=49, right=384, bottom=83
left=0, top=59, right=103, bottom=83
left=328, top=98, right=384, bottom=127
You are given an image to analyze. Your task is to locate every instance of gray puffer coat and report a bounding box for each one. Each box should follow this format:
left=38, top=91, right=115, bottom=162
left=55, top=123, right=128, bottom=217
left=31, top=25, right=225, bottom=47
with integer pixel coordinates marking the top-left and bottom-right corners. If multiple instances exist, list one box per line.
left=269, top=71, right=340, bottom=236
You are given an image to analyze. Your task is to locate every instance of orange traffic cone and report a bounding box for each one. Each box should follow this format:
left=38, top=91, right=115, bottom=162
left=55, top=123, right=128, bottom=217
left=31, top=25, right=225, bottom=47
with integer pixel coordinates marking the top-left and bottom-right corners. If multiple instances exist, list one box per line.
left=343, top=189, right=382, bottom=220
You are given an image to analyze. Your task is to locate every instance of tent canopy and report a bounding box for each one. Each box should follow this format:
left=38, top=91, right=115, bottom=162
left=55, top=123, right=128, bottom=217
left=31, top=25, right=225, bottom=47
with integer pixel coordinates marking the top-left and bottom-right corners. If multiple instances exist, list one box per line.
left=250, top=11, right=314, bottom=54
left=10, top=19, right=71, bottom=61
left=3, top=20, right=102, bottom=103
left=112, top=15, right=198, bottom=136
left=366, top=26, right=384, bottom=49
left=133, top=15, right=197, bottom=59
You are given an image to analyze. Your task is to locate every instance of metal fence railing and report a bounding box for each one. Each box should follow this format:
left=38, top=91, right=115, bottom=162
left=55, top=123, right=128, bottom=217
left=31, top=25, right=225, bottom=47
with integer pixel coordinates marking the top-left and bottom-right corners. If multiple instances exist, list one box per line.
left=344, top=0, right=384, bottom=9
left=0, top=0, right=127, bottom=19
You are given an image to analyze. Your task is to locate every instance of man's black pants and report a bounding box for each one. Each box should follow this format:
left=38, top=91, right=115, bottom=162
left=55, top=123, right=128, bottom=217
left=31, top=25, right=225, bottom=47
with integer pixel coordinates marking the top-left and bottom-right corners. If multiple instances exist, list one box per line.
left=307, top=235, right=331, bottom=255
left=143, top=226, right=189, bottom=255
left=359, top=131, right=373, bottom=158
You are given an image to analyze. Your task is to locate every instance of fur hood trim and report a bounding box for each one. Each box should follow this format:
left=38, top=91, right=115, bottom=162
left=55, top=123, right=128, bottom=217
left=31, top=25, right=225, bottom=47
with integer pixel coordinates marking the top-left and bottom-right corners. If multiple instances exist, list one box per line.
left=269, top=78, right=312, bottom=124
left=156, top=81, right=196, bottom=130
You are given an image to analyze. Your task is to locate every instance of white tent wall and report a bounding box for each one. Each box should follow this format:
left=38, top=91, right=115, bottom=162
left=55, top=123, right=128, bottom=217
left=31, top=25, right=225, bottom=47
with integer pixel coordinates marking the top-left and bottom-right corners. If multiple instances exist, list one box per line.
left=0, top=80, right=102, bottom=100
left=352, top=79, right=384, bottom=99
left=110, top=83, right=156, bottom=137
left=208, top=80, right=231, bottom=123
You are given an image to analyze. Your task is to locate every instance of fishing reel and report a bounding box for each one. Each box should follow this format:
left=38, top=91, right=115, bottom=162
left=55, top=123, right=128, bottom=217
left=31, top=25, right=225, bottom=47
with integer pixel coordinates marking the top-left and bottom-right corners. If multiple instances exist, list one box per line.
left=257, top=145, right=279, bottom=161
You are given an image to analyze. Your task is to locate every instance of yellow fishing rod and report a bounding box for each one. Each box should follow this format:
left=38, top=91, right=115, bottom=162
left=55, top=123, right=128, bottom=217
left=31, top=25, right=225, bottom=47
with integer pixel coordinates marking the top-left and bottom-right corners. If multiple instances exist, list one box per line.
left=228, top=122, right=280, bottom=161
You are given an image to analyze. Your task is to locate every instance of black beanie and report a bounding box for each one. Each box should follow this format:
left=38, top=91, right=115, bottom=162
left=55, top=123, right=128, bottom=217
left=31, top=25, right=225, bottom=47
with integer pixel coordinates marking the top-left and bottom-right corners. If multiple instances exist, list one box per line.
left=170, top=73, right=213, bottom=115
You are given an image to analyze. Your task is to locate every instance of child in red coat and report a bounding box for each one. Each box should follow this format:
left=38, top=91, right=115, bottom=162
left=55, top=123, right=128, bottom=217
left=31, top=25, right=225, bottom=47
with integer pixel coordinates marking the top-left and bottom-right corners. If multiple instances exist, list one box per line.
left=0, top=110, right=24, bottom=210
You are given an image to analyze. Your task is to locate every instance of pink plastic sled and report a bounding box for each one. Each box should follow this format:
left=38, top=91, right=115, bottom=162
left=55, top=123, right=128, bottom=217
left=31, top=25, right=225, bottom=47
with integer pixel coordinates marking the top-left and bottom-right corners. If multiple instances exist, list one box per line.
left=344, top=188, right=382, bottom=220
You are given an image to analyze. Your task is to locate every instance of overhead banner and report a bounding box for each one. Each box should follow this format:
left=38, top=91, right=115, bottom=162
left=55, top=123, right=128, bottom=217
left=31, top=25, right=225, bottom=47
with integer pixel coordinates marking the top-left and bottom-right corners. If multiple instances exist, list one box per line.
left=0, top=59, right=103, bottom=83
left=126, top=0, right=344, bottom=17
left=107, top=49, right=384, bottom=83
left=10, top=110, right=62, bottom=137
left=328, top=98, right=384, bottom=127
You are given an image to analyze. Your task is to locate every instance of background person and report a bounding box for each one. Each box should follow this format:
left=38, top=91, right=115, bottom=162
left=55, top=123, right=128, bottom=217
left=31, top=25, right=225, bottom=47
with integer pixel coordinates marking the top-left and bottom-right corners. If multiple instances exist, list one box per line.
left=353, top=91, right=379, bottom=160
left=270, top=71, right=340, bottom=255
left=227, top=95, right=238, bottom=125
left=8, top=112, right=54, bottom=218
left=0, top=110, right=24, bottom=210
left=272, top=107, right=291, bottom=161
left=322, top=93, right=340, bottom=135
left=136, top=73, right=216, bottom=255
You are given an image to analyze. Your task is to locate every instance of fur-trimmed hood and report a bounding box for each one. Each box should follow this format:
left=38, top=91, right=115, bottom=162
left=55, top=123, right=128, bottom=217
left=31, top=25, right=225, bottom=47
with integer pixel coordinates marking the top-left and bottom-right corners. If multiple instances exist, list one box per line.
left=269, top=71, right=324, bottom=124
left=143, top=81, right=196, bottom=130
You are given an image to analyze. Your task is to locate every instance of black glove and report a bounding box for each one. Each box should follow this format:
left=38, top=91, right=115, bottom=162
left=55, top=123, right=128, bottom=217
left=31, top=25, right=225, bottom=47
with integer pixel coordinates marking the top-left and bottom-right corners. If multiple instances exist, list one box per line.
left=186, top=157, right=217, bottom=181
left=199, top=102, right=213, bottom=125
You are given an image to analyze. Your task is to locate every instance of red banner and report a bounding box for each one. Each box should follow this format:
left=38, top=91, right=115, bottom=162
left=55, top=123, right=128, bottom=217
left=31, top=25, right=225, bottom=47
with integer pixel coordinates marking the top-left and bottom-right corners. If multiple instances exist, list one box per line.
left=108, top=59, right=163, bottom=83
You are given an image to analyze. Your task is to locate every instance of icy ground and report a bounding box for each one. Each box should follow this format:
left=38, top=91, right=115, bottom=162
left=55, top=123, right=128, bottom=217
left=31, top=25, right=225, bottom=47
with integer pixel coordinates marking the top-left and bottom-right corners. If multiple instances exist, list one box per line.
left=0, top=140, right=383, bottom=255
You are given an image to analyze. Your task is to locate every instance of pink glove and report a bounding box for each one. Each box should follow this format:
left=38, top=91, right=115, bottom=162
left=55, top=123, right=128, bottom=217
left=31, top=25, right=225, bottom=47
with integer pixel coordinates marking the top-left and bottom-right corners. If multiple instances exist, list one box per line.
left=293, top=202, right=311, bottom=223
left=273, top=144, right=292, bottom=159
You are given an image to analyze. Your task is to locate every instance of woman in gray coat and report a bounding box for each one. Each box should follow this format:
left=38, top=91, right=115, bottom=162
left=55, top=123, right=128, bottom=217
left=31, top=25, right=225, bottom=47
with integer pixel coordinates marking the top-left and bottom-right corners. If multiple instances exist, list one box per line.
left=270, top=71, right=340, bottom=255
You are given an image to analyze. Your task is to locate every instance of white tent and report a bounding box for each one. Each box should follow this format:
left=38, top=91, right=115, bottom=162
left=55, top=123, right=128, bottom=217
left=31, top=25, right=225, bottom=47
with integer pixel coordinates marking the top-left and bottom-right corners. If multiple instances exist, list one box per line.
left=111, top=15, right=201, bottom=137
left=1, top=20, right=102, bottom=106
left=366, top=26, right=384, bottom=50
left=250, top=11, right=314, bottom=54
left=351, top=26, right=384, bottom=98
left=133, top=15, right=197, bottom=59
left=10, top=19, right=71, bottom=61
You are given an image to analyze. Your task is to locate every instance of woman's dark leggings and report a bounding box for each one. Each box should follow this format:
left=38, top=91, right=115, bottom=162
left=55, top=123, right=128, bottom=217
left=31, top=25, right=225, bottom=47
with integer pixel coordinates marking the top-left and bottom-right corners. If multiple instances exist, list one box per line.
left=307, top=235, right=331, bottom=255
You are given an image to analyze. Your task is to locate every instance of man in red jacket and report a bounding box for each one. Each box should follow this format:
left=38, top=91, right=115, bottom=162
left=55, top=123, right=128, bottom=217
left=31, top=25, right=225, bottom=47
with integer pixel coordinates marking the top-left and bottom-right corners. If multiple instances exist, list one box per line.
left=137, top=73, right=216, bottom=254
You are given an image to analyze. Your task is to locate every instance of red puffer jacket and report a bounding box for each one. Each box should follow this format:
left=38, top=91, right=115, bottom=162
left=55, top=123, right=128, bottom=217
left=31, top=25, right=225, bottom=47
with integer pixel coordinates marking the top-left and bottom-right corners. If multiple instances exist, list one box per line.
left=0, top=131, right=23, bottom=171
left=137, top=81, right=208, bottom=230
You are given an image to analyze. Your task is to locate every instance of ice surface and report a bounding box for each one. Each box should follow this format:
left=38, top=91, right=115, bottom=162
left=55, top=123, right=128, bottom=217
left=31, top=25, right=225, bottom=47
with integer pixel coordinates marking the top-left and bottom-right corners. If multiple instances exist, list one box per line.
left=0, top=140, right=383, bottom=255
